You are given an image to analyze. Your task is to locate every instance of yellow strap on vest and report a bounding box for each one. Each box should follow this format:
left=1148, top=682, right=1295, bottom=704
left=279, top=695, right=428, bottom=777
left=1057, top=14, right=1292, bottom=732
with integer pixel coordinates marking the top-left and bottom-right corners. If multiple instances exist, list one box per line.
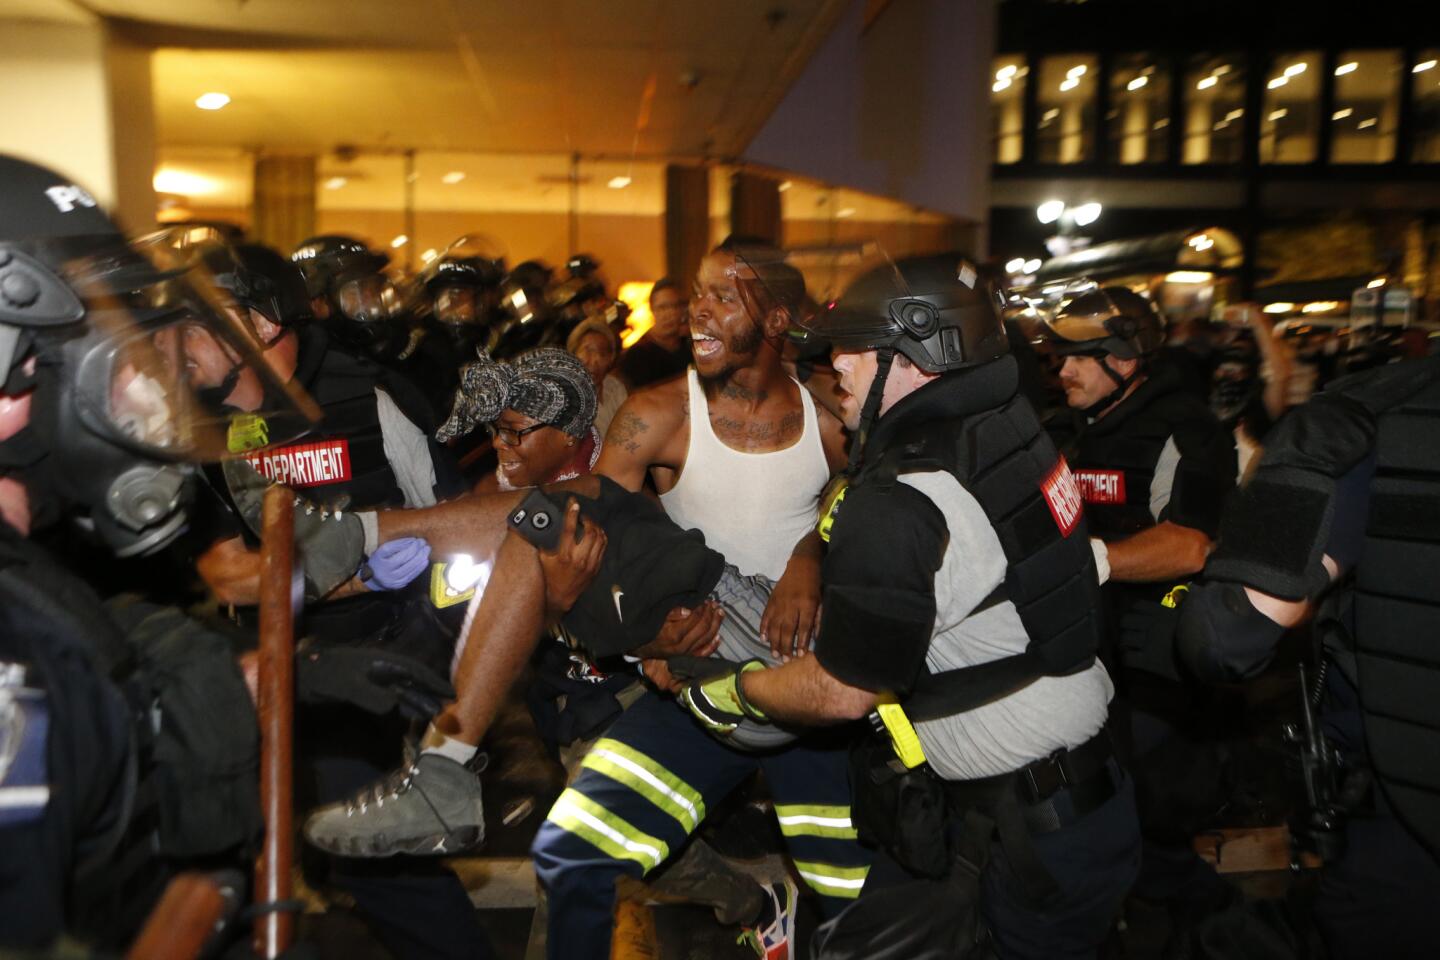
left=816, top=475, right=849, bottom=543
left=226, top=413, right=270, bottom=454
left=1161, top=584, right=1189, bottom=609
left=875, top=699, right=928, bottom=769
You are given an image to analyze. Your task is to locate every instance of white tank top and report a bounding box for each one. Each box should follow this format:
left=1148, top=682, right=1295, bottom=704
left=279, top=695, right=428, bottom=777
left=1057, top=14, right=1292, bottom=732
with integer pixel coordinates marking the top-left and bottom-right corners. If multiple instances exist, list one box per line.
left=660, top=368, right=831, bottom=581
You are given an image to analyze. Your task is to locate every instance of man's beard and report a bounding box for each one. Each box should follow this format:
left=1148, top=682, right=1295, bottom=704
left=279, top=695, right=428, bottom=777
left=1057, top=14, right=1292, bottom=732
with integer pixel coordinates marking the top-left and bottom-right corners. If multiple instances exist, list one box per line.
left=697, top=321, right=764, bottom=381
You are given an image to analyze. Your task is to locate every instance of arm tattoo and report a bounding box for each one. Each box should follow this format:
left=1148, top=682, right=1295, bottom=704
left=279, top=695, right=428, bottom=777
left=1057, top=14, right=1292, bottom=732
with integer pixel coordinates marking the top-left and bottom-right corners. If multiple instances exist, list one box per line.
left=611, top=411, right=650, bottom=454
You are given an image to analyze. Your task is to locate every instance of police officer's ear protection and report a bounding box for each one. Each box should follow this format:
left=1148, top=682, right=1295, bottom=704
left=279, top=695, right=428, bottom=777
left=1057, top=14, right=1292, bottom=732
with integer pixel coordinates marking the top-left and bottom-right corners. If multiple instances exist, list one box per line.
left=891, top=298, right=939, bottom=340
left=0, top=247, right=84, bottom=330
left=1107, top=311, right=1140, bottom=341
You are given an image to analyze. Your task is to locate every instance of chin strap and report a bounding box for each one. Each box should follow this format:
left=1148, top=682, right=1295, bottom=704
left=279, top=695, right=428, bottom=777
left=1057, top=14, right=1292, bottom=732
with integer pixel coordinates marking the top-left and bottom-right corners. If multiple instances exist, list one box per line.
left=847, top=346, right=895, bottom=473
left=1081, top=356, right=1142, bottom=419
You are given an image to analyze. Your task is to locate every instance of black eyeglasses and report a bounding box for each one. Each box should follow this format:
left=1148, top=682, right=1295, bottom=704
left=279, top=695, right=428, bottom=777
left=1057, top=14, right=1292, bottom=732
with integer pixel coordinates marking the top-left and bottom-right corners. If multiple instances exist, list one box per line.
left=489, top=421, right=549, bottom=446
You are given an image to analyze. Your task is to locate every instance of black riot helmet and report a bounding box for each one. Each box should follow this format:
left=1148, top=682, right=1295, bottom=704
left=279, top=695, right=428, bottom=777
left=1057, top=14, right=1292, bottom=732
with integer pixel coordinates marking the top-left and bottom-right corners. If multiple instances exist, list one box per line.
left=793, top=251, right=1008, bottom=467
left=290, top=234, right=388, bottom=301
left=1042, top=284, right=1165, bottom=361
left=0, top=155, right=318, bottom=555
left=795, top=252, right=1008, bottom=373
left=565, top=252, right=600, bottom=280
left=424, top=234, right=507, bottom=329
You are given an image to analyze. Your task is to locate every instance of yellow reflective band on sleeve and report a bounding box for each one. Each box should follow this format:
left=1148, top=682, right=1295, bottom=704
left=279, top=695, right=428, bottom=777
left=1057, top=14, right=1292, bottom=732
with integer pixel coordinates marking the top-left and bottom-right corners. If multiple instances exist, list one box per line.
left=1161, top=584, right=1190, bottom=609
left=545, top=788, right=669, bottom=872
left=580, top=738, right=708, bottom=833
left=773, top=804, right=858, bottom=840
left=226, top=414, right=270, bottom=453
left=429, top=563, right=476, bottom=608
left=816, top=476, right=848, bottom=543
left=875, top=701, right=928, bottom=769
left=791, top=860, right=869, bottom=899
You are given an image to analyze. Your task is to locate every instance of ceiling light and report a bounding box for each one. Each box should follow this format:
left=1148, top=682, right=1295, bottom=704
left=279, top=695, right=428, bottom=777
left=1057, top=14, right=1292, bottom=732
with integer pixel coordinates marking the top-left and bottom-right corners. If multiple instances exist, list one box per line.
left=1071, top=201, right=1102, bottom=226
left=1263, top=302, right=1296, bottom=314
left=1187, top=234, right=1214, bottom=251
left=1024, top=258, right=1042, bottom=274
left=1059, top=77, right=1079, bottom=92
left=1005, top=257, right=1026, bottom=274
left=1153, top=118, right=1170, bottom=130
left=1269, top=108, right=1288, bottom=121
left=1335, top=61, right=1358, bottom=76
left=1357, top=117, right=1377, bottom=129
left=1197, top=76, right=1218, bottom=90
left=1416, top=60, right=1438, bottom=73
left=323, top=176, right=347, bottom=190
left=1367, top=278, right=1386, bottom=288
left=607, top=176, right=632, bottom=189
left=1267, top=76, right=1288, bottom=90
left=1036, top=199, right=1066, bottom=225
left=1066, top=65, right=1087, bottom=79
left=1302, top=301, right=1342, bottom=313
left=390, top=235, right=408, bottom=248
left=152, top=169, right=218, bottom=196
left=441, top=171, right=465, bottom=184
left=1126, top=76, right=1148, bottom=91
left=1284, top=63, right=1308, bottom=78
left=993, top=78, right=1013, bottom=93
left=1226, top=109, right=1244, bottom=121
left=1213, top=64, right=1231, bottom=76
left=194, top=92, right=230, bottom=111
left=836, top=207, right=856, bottom=218
left=997, top=65, right=1018, bottom=81
left=1042, top=108, right=1060, bottom=122
left=1166, top=271, right=1213, bottom=284
left=778, top=180, right=792, bottom=192
left=1333, top=108, right=1354, bottom=120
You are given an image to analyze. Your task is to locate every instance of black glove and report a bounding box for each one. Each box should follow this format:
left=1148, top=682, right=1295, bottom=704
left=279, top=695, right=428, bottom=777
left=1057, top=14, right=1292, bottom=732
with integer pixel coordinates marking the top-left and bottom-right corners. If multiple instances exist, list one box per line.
left=1118, top=587, right=1186, bottom=682
left=294, top=645, right=456, bottom=721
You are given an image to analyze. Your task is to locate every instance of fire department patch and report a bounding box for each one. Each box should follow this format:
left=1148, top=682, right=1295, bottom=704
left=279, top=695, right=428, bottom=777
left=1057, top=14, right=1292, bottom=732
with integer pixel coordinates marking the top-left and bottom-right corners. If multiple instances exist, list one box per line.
left=1074, top=469, right=1127, bottom=505
left=245, top=438, right=352, bottom=488
left=1041, top=458, right=1084, bottom=538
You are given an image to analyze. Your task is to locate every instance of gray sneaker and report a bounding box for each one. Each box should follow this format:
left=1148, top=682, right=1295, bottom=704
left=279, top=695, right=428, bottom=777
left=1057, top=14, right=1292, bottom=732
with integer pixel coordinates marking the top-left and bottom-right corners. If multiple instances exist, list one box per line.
left=220, top=459, right=365, bottom=599
left=303, top=753, right=486, bottom=858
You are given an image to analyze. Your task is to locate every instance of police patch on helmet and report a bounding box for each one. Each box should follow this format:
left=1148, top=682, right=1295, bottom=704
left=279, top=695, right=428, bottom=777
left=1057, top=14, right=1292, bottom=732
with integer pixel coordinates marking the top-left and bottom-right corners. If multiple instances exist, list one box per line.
left=1041, top=458, right=1083, bottom=537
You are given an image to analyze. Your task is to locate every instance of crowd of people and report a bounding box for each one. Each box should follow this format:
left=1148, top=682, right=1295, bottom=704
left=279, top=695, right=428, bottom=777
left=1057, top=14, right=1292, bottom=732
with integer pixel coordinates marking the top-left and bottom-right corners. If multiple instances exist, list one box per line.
left=3, top=150, right=1439, bottom=960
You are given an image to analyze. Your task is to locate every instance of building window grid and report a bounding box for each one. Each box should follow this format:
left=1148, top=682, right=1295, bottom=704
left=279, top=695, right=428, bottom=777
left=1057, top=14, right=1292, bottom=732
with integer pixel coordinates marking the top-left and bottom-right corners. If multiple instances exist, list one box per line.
left=993, top=47, right=1437, bottom=168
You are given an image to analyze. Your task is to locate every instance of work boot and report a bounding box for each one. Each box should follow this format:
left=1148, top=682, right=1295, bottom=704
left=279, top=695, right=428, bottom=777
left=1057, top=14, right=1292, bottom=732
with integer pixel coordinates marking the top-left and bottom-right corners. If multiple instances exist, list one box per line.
left=304, top=753, right=486, bottom=857
left=221, top=459, right=365, bottom=598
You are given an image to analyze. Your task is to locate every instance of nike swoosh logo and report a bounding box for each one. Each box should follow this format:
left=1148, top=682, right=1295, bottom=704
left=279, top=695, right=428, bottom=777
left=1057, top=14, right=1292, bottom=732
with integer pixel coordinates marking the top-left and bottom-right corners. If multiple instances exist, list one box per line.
left=611, top=585, right=625, bottom=623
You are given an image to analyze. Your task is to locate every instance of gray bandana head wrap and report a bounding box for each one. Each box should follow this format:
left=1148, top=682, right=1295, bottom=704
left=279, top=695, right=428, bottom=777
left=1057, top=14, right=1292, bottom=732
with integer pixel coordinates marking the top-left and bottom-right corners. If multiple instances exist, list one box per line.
left=437, top=347, right=597, bottom=442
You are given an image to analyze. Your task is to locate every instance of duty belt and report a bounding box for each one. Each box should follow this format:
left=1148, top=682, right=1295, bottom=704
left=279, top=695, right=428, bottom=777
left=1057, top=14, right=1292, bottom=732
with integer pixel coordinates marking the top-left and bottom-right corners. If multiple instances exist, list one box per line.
left=946, top=731, right=1118, bottom=836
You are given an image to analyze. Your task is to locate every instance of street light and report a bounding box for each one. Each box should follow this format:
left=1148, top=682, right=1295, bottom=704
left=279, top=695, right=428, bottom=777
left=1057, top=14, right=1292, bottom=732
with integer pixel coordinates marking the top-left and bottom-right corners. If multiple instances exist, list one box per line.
left=1036, top=199, right=1066, bottom=225
left=1036, top=200, right=1102, bottom=228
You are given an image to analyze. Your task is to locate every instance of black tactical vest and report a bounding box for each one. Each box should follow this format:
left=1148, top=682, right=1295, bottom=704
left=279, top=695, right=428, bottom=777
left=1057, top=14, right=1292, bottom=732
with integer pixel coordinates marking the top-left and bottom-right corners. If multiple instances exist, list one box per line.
left=1349, top=363, right=1440, bottom=857
left=1063, top=367, right=1201, bottom=540
left=856, top=361, right=1105, bottom=721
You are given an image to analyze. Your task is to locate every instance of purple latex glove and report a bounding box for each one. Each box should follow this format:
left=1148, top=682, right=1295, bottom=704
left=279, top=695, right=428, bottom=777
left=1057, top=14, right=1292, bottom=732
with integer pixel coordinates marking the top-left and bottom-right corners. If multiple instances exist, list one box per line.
left=361, top=537, right=432, bottom=591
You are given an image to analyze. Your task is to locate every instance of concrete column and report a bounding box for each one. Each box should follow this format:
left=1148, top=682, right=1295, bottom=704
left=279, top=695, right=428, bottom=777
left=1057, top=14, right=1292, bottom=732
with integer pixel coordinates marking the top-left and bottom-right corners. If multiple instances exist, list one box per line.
left=729, top=171, right=782, bottom=245
left=0, top=16, right=156, bottom=231
left=665, top=164, right=709, bottom=286
left=252, top=156, right=317, bottom=256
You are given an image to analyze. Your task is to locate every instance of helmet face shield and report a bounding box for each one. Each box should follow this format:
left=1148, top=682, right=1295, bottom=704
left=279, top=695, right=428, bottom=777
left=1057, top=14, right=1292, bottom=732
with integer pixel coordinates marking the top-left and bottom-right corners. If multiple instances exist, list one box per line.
left=337, top=273, right=400, bottom=325
left=434, top=285, right=480, bottom=326
left=58, top=237, right=320, bottom=460
left=1041, top=280, right=1164, bottom=360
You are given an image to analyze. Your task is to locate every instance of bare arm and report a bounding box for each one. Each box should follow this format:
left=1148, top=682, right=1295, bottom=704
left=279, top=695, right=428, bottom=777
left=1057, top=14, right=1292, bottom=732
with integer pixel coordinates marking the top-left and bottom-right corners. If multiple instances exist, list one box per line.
left=739, top=654, right=878, bottom=724
left=593, top=384, right=686, bottom=492
left=1105, top=521, right=1212, bottom=583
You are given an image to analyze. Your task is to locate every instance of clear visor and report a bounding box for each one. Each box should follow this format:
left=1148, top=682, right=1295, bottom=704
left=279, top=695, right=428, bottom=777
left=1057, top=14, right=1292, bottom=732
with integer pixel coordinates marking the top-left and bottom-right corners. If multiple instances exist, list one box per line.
left=61, top=233, right=321, bottom=461
left=434, top=285, right=480, bottom=326
left=1038, top=278, right=1118, bottom=350
left=338, top=274, right=400, bottom=324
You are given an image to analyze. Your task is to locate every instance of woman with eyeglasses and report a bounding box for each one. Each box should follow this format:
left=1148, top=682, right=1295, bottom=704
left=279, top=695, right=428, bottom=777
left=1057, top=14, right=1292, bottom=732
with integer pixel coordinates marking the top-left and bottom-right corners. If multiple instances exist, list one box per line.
left=438, top=348, right=601, bottom=494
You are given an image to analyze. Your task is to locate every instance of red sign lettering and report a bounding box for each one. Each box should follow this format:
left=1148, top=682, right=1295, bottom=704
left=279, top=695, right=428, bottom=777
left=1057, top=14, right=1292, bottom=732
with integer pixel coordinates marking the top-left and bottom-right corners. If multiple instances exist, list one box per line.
left=1073, top=469, right=1127, bottom=505
left=245, top=438, right=352, bottom=488
left=1041, top=458, right=1084, bottom=538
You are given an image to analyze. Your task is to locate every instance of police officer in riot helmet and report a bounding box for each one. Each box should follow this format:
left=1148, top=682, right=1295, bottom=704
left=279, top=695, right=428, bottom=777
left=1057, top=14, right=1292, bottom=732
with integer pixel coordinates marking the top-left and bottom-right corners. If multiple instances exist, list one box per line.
left=424, top=235, right=506, bottom=356
left=1043, top=285, right=1238, bottom=947
left=680, top=253, right=1139, bottom=958
left=291, top=234, right=404, bottom=362
left=490, top=258, right=560, bottom=359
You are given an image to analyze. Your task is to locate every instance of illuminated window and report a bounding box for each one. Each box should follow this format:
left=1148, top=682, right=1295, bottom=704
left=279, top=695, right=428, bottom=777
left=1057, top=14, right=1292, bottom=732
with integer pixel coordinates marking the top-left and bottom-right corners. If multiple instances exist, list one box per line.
left=1182, top=55, right=1245, bottom=164
left=1035, top=55, right=1098, bottom=164
left=1108, top=55, right=1170, bottom=164
left=1412, top=49, right=1440, bottom=162
left=992, top=56, right=1027, bottom=164
left=1331, top=51, right=1401, bottom=163
left=1260, top=52, right=1322, bottom=164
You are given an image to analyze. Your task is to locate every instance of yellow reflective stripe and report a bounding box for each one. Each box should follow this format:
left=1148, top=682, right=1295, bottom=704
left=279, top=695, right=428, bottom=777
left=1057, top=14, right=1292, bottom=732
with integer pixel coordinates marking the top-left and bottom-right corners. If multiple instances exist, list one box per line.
left=773, top=804, right=858, bottom=840
left=876, top=701, right=928, bottom=769
left=791, top=860, right=869, bottom=899
left=580, top=739, right=707, bottom=832
left=545, top=788, right=669, bottom=871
